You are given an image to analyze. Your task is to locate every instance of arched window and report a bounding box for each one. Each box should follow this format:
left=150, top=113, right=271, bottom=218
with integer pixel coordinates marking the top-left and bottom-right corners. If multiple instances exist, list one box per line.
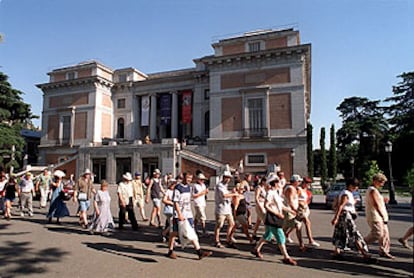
left=117, top=118, right=125, bottom=139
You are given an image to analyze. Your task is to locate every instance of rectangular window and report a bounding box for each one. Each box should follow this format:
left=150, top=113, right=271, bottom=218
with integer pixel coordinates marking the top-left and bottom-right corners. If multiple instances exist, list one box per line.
left=117, top=98, right=126, bottom=109
left=248, top=98, right=264, bottom=130
left=66, top=71, right=77, bottom=80
left=62, top=116, right=71, bottom=143
left=204, top=89, right=210, bottom=100
left=245, top=153, right=267, bottom=166
left=118, top=74, right=127, bottom=82
left=248, top=42, right=261, bottom=52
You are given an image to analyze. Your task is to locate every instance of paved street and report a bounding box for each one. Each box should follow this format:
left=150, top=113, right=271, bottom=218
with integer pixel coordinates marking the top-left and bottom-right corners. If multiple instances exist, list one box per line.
left=0, top=187, right=412, bottom=278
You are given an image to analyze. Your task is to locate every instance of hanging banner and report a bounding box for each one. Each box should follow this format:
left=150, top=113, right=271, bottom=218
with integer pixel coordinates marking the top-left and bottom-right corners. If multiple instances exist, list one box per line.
left=141, top=95, right=150, bottom=126
left=160, top=94, right=171, bottom=126
left=182, top=90, right=192, bottom=124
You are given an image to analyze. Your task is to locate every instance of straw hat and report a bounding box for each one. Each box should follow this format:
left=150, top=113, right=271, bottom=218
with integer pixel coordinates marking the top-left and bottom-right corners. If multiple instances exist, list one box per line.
left=122, top=172, right=133, bottom=181
left=53, top=170, right=66, bottom=178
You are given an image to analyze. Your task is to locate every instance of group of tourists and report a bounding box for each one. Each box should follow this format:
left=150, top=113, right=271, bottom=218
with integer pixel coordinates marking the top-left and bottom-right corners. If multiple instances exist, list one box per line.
left=0, top=167, right=412, bottom=265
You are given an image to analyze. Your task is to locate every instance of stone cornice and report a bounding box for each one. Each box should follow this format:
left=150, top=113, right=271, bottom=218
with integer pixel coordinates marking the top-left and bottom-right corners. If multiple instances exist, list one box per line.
left=36, top=76, right=113, bottom=90
left=195, top=44, right=311, bottom=66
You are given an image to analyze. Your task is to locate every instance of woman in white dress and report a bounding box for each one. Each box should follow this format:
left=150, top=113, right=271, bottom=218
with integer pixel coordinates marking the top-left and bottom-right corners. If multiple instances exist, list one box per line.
left=89, top=180, right=114, bottom=235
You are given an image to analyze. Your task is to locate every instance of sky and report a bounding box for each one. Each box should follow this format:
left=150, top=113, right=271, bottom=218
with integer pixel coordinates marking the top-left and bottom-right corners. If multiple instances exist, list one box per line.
left=0, top=0, right=413, bottom=147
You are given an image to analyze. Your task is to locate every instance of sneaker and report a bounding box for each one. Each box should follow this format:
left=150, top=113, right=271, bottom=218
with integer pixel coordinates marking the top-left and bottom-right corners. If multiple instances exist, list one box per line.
left=286, top=237, right=294, bottom=243
left=250, top=249, right=263, bottom=259
left=398, top=238, right=412, bottom=250
left=28, top=212, right=34, bottom=217
left=20, top=212, right=25, bottom=217
left=308, top=241, right=320, bottom=247
left=167, top=251, right=177, bottom=259
left=198, top=251, right=212, bottom=260
left=282, top=257, right=297, bottom=266
left=230, top=237, right=238, bottom=243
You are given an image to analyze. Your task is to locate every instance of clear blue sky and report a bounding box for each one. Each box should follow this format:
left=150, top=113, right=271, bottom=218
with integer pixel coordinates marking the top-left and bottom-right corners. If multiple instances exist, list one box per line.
left=1, top=0, right=413, bottom=147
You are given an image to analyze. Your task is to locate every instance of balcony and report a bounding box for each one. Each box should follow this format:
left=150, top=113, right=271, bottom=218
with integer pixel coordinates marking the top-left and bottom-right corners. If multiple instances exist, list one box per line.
left=242, top=128, right=268, bottom=138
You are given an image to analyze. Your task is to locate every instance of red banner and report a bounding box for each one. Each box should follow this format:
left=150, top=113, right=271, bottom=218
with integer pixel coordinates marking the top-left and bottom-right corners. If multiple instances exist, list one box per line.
left=182, top=90, right=192, bottom=124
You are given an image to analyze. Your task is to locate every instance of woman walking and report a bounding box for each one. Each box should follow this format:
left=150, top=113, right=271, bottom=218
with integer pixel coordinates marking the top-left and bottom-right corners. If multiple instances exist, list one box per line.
left=252, top=177, right=267, bottom=239
left=3, top=175, right=18, bottom=220
left=47, top=170, right=70, bottom=224
left=89, top=180, right=114, bottom=235
left=331, top=178, right=373, bottom=261
left=251, top=175, right=297, bottom=265
left=231, top=183, right=254, bottom=244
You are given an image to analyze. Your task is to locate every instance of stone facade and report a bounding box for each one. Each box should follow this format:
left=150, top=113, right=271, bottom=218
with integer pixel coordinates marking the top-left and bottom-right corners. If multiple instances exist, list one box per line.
left=37, top=28, right=311, bottom=183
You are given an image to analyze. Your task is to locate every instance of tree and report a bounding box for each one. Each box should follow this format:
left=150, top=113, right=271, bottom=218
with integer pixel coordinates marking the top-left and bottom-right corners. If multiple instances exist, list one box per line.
left=0, top=72, right=36, bottom=172
left=306, top=123, right=314, bottom=177
left=320, top=127, right=328, bottom=191
left=329, top=124, right=337, bottom=181
left=385, top=72, right=414, bottom=185
left=361, top=160, right=382, bottom=188
left=336, top=97, right=388, bottom=179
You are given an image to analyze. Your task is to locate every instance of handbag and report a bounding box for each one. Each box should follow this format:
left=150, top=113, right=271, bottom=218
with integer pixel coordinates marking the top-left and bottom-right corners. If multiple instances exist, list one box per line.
left=78, top=192, right=87, bottom=201
left=265, top=211, right=283, bottom=228
left=163, top=205, right=173, bottom=217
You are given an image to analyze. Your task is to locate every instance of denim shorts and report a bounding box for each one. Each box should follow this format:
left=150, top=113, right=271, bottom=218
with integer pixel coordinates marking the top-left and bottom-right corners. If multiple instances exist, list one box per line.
left=79, top=200, right=90, bottom=212
left=152, top=198, right=161, bottom=208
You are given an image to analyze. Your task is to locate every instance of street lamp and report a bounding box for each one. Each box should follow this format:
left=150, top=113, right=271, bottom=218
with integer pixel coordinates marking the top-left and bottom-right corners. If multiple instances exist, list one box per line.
left=385, top=141, right=397, bottom=204
left=290, top=149, right=295, bottom=175
left=350, top=156, right=355, bottom=177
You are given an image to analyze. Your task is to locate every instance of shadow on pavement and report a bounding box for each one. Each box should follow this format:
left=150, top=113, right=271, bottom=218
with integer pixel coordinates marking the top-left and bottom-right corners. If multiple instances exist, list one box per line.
left=0, top=240, right=68, bottom=277
left=83, top=242, right=159, bottom=263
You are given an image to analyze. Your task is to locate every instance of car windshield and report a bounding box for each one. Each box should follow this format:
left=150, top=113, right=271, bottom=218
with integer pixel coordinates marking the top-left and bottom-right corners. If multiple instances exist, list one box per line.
left=330, top=183, right=345, bottom=191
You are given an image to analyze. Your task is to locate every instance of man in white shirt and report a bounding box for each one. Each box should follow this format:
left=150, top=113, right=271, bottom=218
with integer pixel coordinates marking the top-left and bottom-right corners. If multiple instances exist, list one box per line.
left=19, top=172, right=35, bottom=217
left=214, top=171, right=239, bottom=248
left=193, top=173, right=209, bottom=235
left=117, top=172, right=138, bottom=230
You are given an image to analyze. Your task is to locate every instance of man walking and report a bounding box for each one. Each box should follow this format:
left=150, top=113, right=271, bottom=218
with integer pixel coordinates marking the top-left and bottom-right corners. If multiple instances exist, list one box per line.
left=118, top=172, right=138, bottom=230
left=166, top=172, right=212, bottom=259
left=19, top=172, right=35, bottom=217
left=193, top=173, right=209, bottom=236
left=132, top=172, right=148, bottom=221
left=214, top=170, right=239, bottom=248
left=283, top=174, right=305, bottom=251
left=36, top=168, right=51, bottom=208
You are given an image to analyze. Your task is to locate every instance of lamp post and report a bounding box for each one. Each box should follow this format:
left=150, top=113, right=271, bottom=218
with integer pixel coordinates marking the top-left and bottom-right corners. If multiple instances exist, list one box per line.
left=385, top=141, right=397, bottom=204
left=290, top=149, right=295, bottom=175
left=350, top=156, right=355, bottom=177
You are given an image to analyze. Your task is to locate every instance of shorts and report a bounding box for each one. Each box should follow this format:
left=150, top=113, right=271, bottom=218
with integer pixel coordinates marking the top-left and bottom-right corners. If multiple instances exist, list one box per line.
left=152, top=198, right=161, bottom=208
left=4, top=197, right=15, bottom=203
left=172, top=218, right=194, bottom=232
left=79, top=200, right=91, bottom=212
left=297, top=206, right=310, bottom=220
left=136, top=197, right=144, bottom=208
left=236, top=214, right=248, bottom=225
left=194, top=206, right=207, bottom=221
left=263, top=225, right=286, bottom=244
left=215, top=213, right=235, bottom=229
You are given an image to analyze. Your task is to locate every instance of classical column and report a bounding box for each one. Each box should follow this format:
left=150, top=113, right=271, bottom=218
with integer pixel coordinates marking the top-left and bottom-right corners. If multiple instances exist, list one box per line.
left=171, top=91, right=178, bottom=138
left=150, top=94, right=157, bottom=140
left=106, top=152, right=116, bottom=184
left=134, top=95, right=141, bottom=140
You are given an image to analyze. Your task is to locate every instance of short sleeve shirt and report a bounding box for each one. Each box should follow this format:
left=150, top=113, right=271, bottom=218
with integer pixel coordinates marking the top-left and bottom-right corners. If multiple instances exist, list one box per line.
left=215, top=182, right=232, bottom=215
left=117, top=181, right=134, bottom=205
left=266, top=189, right=284, bottom=214
left=193, top=182, right=206, bottom=207
left=173, top=183, right=193, bottom=219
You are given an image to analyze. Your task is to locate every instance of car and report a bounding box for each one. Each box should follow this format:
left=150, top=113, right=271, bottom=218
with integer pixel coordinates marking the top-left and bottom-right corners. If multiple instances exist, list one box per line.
left=325, top=182, right=363, bottom=211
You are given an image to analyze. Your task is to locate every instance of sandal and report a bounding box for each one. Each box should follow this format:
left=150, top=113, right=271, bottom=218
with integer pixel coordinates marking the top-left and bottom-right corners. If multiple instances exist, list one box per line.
left=214, top=242, right=224, bottom=248
left=250, top=249, right=263, bottom=259
left=282, top=257, right=297, bottom=266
